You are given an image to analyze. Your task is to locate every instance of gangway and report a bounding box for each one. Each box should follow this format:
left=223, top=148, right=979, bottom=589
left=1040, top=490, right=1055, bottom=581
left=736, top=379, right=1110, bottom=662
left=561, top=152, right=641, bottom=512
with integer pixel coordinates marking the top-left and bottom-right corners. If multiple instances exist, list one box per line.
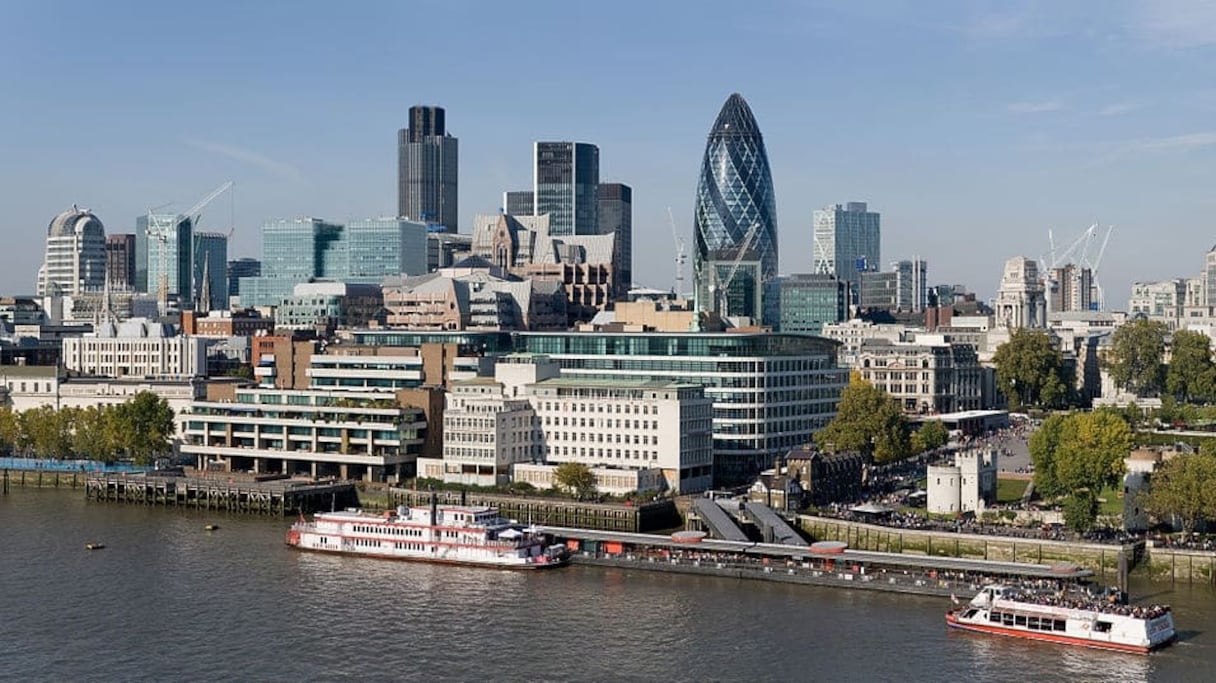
left=741, top=501, right=804, bottom=546
left=689, top=497, right=750, bottom=542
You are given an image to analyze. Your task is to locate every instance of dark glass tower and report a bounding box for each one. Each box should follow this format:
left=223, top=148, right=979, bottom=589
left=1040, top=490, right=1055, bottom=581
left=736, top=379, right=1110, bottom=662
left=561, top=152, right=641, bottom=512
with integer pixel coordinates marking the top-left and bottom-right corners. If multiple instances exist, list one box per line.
left=398, top=105, right=458, bottom=233
left=534, top=142, right=599, bottom=236
left=597, top=183, right=632, bottom=298
left=693, top=93, right=778, bottom=321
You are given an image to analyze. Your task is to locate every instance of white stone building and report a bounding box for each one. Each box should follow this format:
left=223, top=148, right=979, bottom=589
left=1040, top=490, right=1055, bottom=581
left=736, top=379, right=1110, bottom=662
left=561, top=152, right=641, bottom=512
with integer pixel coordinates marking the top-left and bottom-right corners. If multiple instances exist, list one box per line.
left=927, top=448, right=998, bottom=514
left=854, top=335, right=984, bottom=414
left=60, top=318, right=211, bottom=379
left=995, top=257, right=1046, bottom=329
left=36, top=207, right=107, bottom=297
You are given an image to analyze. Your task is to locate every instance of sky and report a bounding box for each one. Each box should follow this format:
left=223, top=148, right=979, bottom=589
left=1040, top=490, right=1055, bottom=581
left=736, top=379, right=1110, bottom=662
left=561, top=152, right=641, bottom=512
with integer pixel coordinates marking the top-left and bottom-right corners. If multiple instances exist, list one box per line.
left=4, top=0, right=1216, bottom=308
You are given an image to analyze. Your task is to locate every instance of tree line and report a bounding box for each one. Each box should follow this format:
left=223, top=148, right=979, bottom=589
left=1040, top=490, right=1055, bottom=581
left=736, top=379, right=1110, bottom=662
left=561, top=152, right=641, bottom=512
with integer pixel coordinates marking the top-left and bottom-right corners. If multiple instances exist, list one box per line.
left=814, top=373, right=949, bottom=464
left=0, top=392, right=176, bottom=466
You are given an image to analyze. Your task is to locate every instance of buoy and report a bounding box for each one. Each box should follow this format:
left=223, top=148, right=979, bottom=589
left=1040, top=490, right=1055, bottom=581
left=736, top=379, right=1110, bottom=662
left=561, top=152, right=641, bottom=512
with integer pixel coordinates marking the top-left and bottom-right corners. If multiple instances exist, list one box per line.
left=86, top=543, right=105, bottom=550
left=205, top=524, right=219, bottom=531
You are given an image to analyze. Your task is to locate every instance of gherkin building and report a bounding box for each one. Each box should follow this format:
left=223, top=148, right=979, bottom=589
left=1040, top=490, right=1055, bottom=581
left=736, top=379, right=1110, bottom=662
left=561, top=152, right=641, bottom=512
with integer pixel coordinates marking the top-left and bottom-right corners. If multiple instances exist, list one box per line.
left=693, top=93, right=778, bottom=322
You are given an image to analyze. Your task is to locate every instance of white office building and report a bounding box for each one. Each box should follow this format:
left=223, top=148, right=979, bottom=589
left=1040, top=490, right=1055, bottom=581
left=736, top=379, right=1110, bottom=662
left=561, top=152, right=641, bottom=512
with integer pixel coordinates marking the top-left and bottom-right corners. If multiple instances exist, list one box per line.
left=36, top=207, right=107, bottom=297
left=60, top=318, right=211, bottom=379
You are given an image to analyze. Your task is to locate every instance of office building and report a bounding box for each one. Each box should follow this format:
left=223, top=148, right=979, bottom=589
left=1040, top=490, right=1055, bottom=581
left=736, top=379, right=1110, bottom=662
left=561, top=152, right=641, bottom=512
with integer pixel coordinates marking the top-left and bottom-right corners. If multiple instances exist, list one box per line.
left=226, top=258, right=261, bottom=299
left=853, top=336, right=984, bottom=414
left=136, top=213, right=194, bottom=306
left=812, top=202, right=881, bottom=304
left=1048, top=263, right=1094, bottom=313
left=382, top=260, right=567, bottom=331
left=239, top=217, right=426, bottom=307
left=534, top=141, right=599, bottom=237
left=772, top=274, right=848, bottom=334
left=597, top=183, right=633, bottom=299
left=1128, top=280, right=1186, bottom=324
left=61, top=318, right=210, bottom=379
left=192, top=232, right=228, bottom=312
left=426, top=233, right=472, bottom=272
left=693, top=94, right=778, bottom=322
left=105, top=234, right=136, bottom=290
left=276, top=281, right=386, bottom=332
left=503, top=190, right=534, bottom=216
left=37, top=207, right=107, bottom=297
left=397, top=105, right=458, bottom=232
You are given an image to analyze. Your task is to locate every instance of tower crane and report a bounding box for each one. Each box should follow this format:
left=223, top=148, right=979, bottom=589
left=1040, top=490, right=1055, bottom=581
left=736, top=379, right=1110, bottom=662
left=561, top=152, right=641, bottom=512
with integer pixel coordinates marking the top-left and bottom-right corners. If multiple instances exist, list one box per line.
left=667, top=207, right=686, bottom=296
left=145, top=181, right=234, bottom=315
left=712, top=222, right=761, bottom=318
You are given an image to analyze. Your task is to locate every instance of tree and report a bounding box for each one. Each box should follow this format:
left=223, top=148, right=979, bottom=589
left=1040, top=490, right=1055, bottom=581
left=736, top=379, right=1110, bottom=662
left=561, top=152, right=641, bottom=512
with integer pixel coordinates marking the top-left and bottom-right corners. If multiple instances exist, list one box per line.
left=1063, top=490, right=1098, bottom=533
left=1166, top=329, right=1216, bottom=403
left=817, top=375, right=910, bottom=463
left=1028, top=413, right=1067, bottom=498
left=553, top=462, right=597, bottom=500
left=225, top=365, right=255, bottom=380
left=0, top=407, right=19, bottom=455
left=915, top=420, right=949, bottom=452
left=1142, top=452, right=1216, bottom=534
left=1053, top=411, right=1132, bottom=494
left=992, top=329, right=1071, bottom=410
left=1106, top=318, right=1168, bottom=397
left=72, top=405, right=120, bottom=463
left=112, top=392, right=176, bottom=465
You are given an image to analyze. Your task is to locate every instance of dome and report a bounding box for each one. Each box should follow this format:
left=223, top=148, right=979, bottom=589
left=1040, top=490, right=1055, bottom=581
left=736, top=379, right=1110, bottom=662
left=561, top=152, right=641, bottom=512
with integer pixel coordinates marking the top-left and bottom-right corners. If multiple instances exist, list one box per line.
left=709, top=93, right=761, bottom=138
left=47, top=206, right=104, bottom=238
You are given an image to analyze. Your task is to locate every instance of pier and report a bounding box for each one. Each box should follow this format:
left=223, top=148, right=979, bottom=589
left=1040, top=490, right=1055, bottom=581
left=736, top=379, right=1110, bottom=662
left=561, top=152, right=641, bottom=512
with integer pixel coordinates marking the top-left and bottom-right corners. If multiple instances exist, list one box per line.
left=387, top=487, right=680, bottom=532
left=85, top=473, right=358, bottom=515
left=544, top=526, right=1093, bottom=598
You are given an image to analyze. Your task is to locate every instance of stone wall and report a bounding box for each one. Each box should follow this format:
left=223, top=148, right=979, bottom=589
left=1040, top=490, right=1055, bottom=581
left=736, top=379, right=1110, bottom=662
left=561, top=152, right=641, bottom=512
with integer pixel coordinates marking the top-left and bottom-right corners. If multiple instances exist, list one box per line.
left=1142, top=547, right=1216, bottom=584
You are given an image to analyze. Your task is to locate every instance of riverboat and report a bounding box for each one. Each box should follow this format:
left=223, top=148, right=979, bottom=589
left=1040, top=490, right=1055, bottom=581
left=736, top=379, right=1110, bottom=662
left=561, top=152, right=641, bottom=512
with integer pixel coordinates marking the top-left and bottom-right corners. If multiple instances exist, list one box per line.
left=946, top=584, right=1175, bottom=654
left=286, top=502, right=569, bottom=569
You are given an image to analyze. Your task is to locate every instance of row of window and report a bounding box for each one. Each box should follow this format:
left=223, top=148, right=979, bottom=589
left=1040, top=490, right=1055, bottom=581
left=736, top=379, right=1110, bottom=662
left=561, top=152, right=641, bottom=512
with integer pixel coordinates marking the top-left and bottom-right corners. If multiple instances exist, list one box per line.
left=987, top=611, right=1068, bottom=632
left=547, top=431, right=657, bottom=446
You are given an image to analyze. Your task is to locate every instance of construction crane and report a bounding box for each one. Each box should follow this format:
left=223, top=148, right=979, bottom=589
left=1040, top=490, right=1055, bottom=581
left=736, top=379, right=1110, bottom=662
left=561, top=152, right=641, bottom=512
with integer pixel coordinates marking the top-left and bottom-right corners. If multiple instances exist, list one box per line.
left=185, top=182, right=234, bottom=310
left=667, top=207, right=686, bottom=296
left=712, top=222, right=761, bottom=318
left=145, top=181, right=234, bottom=315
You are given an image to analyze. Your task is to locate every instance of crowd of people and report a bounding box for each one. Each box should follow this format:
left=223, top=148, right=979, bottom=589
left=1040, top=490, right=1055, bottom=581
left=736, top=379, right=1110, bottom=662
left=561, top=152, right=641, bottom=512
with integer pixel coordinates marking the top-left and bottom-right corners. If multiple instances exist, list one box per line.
left=999, top=587, right=1170, bottom=620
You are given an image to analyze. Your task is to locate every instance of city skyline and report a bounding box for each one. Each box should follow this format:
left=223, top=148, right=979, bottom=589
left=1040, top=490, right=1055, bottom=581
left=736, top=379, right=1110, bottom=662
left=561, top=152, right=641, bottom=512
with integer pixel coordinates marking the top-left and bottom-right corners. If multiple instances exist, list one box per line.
left=6, top=2, right=1216, bottom=307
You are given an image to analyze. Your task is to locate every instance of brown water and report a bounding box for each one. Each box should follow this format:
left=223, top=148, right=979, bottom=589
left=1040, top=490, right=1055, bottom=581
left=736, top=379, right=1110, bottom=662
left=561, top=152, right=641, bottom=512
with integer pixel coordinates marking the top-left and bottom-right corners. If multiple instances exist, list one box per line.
left=2, top=489, right=1214, bottom=682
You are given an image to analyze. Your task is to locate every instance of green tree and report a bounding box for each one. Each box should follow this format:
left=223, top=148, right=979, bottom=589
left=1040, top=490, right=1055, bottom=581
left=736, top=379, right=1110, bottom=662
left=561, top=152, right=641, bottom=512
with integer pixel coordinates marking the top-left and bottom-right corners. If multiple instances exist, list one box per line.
left=553, top=462, right=597, bottom=500
left=818, top=375, right=910, bottom=463
left=18, top=405, right=75, bottom=458
left=1054, top=411, right=1132, bottom=494
left=1166, top=329, right=1216, bottom=403
left=112, top=392, right=176, bottom=465
left=225, top=365, right=255, bottom=380
left=992, top=329, right=1071, bottom=410
left=0, top=407, right=19, bottom=455
left=72, top=405, right=120, bottom=463
left=1063, top=490, right=1098, bottom=533
left=1028, top=413, right=1068, bottom=498
left=1106, top=318, right=1168, bottom=397
left=916, top=420, right=949, bottom=452
left=1142, top=452, right=1216, bottom=534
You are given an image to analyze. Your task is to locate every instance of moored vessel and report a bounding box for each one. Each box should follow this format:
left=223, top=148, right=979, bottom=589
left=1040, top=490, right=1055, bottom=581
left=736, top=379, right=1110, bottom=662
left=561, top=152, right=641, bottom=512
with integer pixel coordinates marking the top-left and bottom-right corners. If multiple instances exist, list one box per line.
left=286, top=501, right=569, bottom=569
left=946, top=584, right=1175, bottom=654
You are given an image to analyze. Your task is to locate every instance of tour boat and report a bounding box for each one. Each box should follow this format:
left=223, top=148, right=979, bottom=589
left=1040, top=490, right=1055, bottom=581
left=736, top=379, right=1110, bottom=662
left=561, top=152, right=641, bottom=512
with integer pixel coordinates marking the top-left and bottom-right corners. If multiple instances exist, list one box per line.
left=946, top=584, right=1175, bottom=654
left=286, top=502, right=569, bottom=570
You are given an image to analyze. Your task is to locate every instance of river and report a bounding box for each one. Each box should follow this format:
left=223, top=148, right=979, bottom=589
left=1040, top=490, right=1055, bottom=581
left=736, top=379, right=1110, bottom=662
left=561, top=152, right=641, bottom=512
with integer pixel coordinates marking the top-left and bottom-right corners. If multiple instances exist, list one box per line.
left=2, top=489, right=1215, bottom=682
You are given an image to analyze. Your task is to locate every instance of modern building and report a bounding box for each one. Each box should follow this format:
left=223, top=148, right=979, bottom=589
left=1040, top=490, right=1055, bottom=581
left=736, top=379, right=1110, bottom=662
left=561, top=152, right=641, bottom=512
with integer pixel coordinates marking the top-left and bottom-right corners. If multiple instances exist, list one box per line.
left=37, top=207, right=107, bottom=297
left=1128, top=279, right=1186, bottom=325
left=772, top=274, right=848, bottom=334
left=693, top=94, right=778, bottom=322
left=534, top=141, right=600, bottom=237
left=226, top=257, right=261, bottom=299
left=995, top=256, right=1046, bottom=329
left=426, top=233, right=472, bottom=272
left=597, top=183, right=633, bottom=299
left=1048, top=263, right=1094, bottom=313
left=382, top=260, right=567, bottom=331
left=812, top=202, right=881, bottom=303
left=398, top=105, right=458, bottom=232
left=503, top=190, right=534, bottom=216
left=276, top=282, right=386, bottom=332
left=60, top=318, right=211, bottom=379
left=471, top=213, right=616, bottom=324
left=820, top=319, right=909, bottom=366
left=239, top=217, right=426, bottom=307
left=136, top=213, right=193, bottom=305
left=927, top=448, right=998, bottom=515
left=181, top=308, right=275, bottom=338
left=105, top=234, right=136, bottom=291
left=192, top=232, right=228, bottom=312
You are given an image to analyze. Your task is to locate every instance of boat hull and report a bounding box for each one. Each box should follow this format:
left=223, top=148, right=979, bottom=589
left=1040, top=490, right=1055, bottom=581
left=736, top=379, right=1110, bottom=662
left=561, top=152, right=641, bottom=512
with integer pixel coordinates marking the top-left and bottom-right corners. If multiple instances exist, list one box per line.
left=945, top=612, right=1169, bottom=655
left=287, top=542, right=570, bottom=570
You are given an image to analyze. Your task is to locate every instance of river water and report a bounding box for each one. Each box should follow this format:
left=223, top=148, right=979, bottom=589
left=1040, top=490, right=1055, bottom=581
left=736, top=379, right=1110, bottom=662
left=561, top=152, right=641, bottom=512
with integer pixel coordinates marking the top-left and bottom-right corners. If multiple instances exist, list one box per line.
left=3, top=489, right=1215, bottom=682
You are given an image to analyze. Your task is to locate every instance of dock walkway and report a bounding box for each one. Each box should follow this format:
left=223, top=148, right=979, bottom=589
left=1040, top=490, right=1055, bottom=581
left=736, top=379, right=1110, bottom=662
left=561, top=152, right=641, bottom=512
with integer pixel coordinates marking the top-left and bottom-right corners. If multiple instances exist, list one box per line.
left=85, top=473, right=357, bottom=515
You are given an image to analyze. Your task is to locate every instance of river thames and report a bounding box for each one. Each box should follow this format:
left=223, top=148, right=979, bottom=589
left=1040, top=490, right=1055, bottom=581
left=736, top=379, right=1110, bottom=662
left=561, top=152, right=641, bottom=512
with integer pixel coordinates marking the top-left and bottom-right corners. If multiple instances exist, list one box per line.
left=3, top=489, right=1215, bottom=682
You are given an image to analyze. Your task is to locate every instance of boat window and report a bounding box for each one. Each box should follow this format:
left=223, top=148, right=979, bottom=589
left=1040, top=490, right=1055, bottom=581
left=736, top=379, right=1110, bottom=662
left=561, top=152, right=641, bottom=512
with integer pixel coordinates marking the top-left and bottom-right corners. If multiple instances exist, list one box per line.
left=1014, top=615, right=1027, bottom=626
left=1027, top=617, right=1039, bottom=630
left=989, top=611, right=1002, bottom=623
left=1002, top=613, right=1014, bottom=626
left=1094, top=621, right=1113, bottom=633
left=1053, top=620, right=1066, bottom=632
left=963, top=609, right=978, bottom=619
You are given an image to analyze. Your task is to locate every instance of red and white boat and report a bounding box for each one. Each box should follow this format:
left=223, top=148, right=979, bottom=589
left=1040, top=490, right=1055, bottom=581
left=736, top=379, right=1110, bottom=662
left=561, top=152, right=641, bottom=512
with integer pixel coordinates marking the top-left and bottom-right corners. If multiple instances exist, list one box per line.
left=946, top=585, right=1175, bottom=654
left=286, top=502, right=569, bottom=570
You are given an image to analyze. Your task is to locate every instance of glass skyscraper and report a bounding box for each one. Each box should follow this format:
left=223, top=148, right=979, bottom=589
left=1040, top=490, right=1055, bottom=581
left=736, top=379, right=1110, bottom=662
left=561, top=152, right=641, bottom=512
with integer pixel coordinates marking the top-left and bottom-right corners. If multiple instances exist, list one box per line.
left=534, top=141, right=599, bottom=236
left=596, top=182, right=632, bottom=298
left=812, top=202, right=881, bottom=305
left=693, top=93, right=778, bottom=321
left=193, top=232, right=229, bottom=311
left=398, top=105, right=458, bottom=233
left=136, top=213, right=193, bottom=302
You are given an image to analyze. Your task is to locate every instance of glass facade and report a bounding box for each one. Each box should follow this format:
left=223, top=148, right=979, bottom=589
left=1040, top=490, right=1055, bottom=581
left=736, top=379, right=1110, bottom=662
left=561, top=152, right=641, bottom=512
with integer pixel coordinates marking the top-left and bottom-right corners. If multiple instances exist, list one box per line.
left=136, top=213, right=193, bottom=301
left=398, top=106, right=458, bottom=233
left=345, top=218, right=427, bottom=280
left=596, top=183, right=632, bottom=297
left=193, top=232, right=229, bottom=310
left=534, top=142, right=599, bottom=236
left=772, top=274, right=847, bottom=335
left=812, top=202, right=881, bottom=304
left=226, top=257, right=261, bottom=297
left=503, top=190, right=534, bottom=216
left=693, top=94, right=778, bottom=321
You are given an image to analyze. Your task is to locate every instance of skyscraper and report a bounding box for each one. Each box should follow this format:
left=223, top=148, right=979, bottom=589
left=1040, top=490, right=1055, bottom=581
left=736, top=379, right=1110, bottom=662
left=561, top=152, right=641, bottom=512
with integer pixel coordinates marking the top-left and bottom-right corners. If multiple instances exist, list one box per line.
left=398, top=105, right=458, bottom=232
left=503, top=190, right=534, bottom=216
left=597, top=183, right=632, bottom=298
left=136, top=213, right=193, bottom=304
left=105, top=233, right=136, bottom=291
left=37, top=206, right=107, bottom=296
left=693, top=94, right=778, bottom=321
left=226, top=257, right=261, bottom=299
left=193, top=232, right=229, bottom=312
left=812, top=202, right=881, bottom=304
left=534, top=142, right=599, bottom=236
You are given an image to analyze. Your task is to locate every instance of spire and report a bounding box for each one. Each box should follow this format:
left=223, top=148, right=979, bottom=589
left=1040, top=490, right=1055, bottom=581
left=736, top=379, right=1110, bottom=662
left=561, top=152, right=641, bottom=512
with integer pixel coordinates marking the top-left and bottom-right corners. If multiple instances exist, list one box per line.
left=198, top=258, right=212, bottom=314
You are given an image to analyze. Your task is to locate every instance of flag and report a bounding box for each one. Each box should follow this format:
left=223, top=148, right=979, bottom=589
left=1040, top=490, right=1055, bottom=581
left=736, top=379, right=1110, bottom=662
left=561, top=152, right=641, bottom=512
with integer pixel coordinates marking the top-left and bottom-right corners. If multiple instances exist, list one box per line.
left=951, top=593, right=960, bottom=606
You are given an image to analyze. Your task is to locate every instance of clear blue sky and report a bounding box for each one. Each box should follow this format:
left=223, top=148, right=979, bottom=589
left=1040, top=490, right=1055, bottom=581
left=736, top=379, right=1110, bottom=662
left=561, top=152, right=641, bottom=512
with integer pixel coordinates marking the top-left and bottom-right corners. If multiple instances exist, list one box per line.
left=4, top=0, right=1216, bottom=307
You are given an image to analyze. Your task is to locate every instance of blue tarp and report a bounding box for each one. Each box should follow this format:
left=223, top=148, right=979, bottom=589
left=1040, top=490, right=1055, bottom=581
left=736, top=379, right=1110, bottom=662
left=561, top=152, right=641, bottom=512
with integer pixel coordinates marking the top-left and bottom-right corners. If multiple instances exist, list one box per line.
left=0, top=457, right=148, bottom=473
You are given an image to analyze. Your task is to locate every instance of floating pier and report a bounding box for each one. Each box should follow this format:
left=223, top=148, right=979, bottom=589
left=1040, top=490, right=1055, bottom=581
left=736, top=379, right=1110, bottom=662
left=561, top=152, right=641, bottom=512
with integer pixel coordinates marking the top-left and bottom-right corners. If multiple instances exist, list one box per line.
left=85, top=473, right=358, bottom=515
